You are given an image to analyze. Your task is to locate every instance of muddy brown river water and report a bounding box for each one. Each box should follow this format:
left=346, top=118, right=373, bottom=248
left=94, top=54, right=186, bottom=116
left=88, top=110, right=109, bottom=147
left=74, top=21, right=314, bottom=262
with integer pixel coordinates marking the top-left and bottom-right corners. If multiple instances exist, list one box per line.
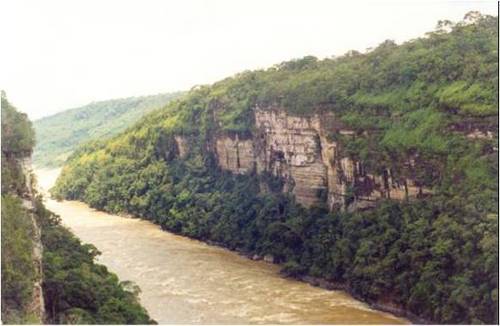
left=36, top=169, right=407, bottom=324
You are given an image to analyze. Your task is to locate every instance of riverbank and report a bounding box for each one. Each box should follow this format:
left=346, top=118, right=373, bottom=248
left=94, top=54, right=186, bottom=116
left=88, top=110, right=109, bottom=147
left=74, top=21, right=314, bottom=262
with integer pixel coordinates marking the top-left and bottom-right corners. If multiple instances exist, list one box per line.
left=297, top=276, right=427, bottom=324
left=37, top=169, right=406, bottom=324
left=36, top=168, right=408, bottom=324
left=210, top=240, right=427, bottom=324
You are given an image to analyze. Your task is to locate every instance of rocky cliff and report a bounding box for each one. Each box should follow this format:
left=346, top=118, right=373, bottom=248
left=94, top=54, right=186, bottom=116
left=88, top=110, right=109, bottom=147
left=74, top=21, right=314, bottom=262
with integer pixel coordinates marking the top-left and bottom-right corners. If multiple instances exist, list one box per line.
left=19, top=157, right=46, bottom=322
left=181, top=107, right=429, bottom=210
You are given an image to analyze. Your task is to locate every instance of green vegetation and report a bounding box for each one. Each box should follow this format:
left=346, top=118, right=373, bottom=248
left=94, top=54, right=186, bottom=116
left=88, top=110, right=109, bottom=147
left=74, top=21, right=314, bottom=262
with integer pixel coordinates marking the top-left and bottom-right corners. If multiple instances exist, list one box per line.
left=52, top=13, right=498, bottom=324
left=1, top=92, right=36, bottom=196
left=2, top=92, right=35, bottom=157
left=1, top=195, right=37, bottom=324
left=33, top=92, right=182, bottom=168
left=1, top=93, right=154, bottom=324
left=1, top=92, right=39, bottom=323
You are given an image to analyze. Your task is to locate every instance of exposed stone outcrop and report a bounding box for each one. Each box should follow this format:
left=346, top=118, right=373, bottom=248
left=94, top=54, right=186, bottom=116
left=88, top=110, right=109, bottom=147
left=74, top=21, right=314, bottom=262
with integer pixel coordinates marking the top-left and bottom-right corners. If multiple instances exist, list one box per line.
left=215, top=135, right=255, bottom=174
left=466, top=129, right=494, bottom=140
left=174, top=136, right=190, bottom=159
left=19, top=157, right=45, bottom=323
left=209, top=107, right=428, bottom=210
left=254, top=109, right=328, bottom=206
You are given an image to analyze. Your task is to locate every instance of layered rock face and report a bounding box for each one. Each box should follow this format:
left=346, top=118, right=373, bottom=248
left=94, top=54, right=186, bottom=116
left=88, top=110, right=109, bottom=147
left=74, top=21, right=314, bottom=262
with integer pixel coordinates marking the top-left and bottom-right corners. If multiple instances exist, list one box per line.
left=253, top=109, right=328, bottom=207
left=215, top=135, right=255, bottom=174
left=211, top=107, right=427, bottom=210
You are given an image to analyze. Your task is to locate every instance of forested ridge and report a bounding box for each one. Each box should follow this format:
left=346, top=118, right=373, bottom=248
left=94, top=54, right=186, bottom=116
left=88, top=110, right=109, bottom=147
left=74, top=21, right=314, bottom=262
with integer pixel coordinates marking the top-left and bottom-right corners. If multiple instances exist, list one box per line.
left=33, top=92, right=182, bottom=168
left=1, top=93, right=155, bottom=324
left=52, top=13, right=498, bottom=324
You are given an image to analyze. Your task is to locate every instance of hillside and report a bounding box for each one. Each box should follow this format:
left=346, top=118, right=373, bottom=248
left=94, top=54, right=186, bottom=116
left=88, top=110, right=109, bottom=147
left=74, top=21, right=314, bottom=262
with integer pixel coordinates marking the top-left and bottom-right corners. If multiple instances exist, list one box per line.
left=1, top=93, right=155, bottom=324
left=52, top=13, right=498, bottom=324
left=33, top=92, right=182, bottom=168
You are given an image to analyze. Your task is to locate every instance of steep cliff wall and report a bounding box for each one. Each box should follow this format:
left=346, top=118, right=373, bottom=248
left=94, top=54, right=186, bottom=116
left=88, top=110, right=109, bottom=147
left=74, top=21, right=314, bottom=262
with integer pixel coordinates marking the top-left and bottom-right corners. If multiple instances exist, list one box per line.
left=213, top=107, right=428, bottom=210
left=174, top=136, right=190, bottom=159
left=19, top=157, right=45, bottom=322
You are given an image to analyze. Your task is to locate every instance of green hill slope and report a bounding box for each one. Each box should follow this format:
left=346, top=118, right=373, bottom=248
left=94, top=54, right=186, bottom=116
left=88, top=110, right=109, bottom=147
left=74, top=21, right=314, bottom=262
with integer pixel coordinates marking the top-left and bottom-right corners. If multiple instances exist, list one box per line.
left=33, top=92, right=182, bottom=168
left=53, top=13, right=498, bottom=324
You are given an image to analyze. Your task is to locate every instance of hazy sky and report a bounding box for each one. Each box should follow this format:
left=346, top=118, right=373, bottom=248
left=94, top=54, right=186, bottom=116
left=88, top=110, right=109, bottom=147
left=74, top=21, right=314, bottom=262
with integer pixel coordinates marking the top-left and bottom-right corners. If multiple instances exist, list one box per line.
left=1, top=0, right=497, bottom=119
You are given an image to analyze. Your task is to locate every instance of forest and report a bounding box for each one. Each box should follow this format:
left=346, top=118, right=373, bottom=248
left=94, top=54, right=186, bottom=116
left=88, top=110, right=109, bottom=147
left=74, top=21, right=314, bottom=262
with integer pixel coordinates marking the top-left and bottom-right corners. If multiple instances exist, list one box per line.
left=1, top=93, right=154, bottom=324
left=52, top=13, right=498, bottom=324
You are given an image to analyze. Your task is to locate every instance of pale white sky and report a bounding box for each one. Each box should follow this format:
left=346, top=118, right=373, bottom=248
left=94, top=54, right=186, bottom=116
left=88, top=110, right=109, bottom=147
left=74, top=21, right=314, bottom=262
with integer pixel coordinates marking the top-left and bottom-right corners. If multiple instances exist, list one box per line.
left=0, top=0, right=497, bottom=119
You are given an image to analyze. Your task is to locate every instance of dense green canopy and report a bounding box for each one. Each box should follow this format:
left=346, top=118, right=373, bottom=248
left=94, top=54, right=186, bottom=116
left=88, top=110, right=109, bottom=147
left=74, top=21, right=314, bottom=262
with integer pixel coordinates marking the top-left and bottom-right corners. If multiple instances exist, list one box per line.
left=1, top=92, right=36, bottom=157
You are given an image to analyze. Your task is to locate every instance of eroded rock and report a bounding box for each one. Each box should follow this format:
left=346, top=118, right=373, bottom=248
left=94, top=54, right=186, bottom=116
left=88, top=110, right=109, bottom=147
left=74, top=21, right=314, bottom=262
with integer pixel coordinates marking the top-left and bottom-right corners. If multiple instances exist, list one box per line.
left=208, top=107, right=428, bottom=210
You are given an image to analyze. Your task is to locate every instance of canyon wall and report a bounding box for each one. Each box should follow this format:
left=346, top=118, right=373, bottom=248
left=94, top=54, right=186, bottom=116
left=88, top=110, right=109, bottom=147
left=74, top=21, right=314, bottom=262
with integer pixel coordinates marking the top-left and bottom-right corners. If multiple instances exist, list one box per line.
left=208, top=107, right=428, bottom=210
left=19, top=157, right=46, bottom=322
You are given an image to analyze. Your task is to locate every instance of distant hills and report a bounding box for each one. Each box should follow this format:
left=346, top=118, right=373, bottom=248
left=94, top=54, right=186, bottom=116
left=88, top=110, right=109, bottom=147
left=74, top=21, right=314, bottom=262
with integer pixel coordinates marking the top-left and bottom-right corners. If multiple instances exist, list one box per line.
left=33, top=92, right=183, bottom=167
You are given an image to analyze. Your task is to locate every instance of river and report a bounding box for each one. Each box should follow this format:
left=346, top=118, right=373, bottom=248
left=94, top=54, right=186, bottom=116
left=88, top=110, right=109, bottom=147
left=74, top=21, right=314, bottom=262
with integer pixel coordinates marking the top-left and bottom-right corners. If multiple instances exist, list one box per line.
left=36, top=168, right=407, bottom=324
